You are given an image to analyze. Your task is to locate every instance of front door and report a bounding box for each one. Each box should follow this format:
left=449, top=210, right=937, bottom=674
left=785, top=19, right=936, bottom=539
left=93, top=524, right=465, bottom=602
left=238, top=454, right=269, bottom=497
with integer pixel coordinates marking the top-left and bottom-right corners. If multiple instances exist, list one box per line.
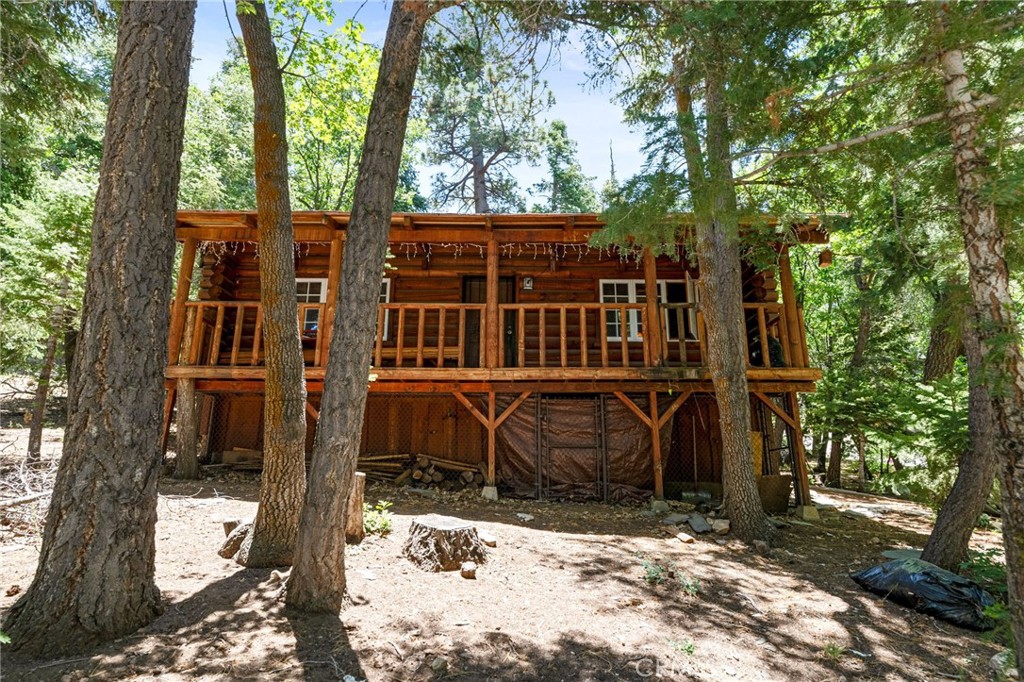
left=462, top=276, right=516, bottom=367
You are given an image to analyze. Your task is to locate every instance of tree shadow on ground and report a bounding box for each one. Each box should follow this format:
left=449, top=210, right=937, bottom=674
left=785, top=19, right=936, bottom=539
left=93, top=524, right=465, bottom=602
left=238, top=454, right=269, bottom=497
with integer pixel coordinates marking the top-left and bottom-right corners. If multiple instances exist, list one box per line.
left=2, top=568, right=366, bottom=682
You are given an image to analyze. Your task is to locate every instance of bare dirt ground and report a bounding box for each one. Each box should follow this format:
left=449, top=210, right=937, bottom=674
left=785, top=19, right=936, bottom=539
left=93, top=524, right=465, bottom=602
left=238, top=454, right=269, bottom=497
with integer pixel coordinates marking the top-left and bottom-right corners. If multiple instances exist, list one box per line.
left=0, top=422, right=1005, bottom=682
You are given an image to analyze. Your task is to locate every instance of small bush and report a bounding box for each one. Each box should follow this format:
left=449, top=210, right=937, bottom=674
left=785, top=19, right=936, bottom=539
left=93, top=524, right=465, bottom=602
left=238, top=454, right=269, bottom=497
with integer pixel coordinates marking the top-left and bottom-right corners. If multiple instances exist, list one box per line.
left=363, top=500, right=393, bottom=536
left=668, top=639, right=696, bottom=655
left=822, top=642, right=844, bottom=661
left=641, top=558, right=666, bottom=585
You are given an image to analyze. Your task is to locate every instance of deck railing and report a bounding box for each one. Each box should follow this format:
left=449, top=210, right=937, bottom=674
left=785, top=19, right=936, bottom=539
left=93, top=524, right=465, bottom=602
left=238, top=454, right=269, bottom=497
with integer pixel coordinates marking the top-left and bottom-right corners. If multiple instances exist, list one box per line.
left=170, top=299, right=800, bottom=372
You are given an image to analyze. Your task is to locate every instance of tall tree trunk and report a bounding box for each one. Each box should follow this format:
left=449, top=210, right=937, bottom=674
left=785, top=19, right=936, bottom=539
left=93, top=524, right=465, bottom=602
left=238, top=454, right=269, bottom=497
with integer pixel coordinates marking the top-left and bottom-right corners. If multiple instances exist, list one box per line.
left=173, top=378, right=200, bottom=479
left=922, top=283, right=964, bottom=383
left=26, top=276, right=68, bottom=465
left=471, top=143, right=489, bottom=213
left=921, top=303, right=998, bottom=570
left=287, top=0, right=436, bottom=613
left=233, top=0, right=307, bottom=568
left=813, top=433, right=827, bottom=473
left=825, top=436, right=843, bottom=487
left=938, top=38, right=1024, bottom=666
left=2, top=1, right=195, bottom=658
left=672, top=57, right=772, bottom=543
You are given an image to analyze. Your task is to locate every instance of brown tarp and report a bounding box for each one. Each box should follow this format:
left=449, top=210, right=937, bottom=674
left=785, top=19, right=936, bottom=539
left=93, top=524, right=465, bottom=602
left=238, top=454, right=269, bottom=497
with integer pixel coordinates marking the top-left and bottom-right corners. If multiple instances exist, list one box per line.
left=487, top=394, right=671, bottom=502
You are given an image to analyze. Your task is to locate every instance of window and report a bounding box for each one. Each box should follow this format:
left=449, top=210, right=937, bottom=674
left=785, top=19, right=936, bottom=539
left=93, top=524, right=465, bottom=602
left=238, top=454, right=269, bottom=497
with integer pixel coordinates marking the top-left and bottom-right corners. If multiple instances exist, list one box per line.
left=294, top=278, right=392, bottom=338
left=296, top=278, right=327, bottom=334
left=599, top=278, right=697, bottom=341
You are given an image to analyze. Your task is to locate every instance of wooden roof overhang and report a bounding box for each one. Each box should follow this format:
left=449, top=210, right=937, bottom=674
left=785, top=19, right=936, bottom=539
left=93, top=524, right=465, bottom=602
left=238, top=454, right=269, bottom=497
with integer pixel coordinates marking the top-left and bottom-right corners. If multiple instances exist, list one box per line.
left=175, top=211, right=830, bottom=245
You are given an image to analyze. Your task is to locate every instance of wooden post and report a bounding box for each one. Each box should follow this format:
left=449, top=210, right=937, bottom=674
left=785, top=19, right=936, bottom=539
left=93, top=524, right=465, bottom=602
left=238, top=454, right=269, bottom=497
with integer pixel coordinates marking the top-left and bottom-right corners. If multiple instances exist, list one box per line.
left=167, top=237, right=198, bottom=364
left=487, top=391, right=496, bottom=485
left=322, top=236, right=343, bottom=361
left=173, top=378, right=200, bottom=479
left=649, top=392, right=664, bottom=499
left=160, top=387, right=176, bottom=454
left=485, top=239, right=499, bottom=368
left=642, top=248, right=664, bottom=366
left=786, top=391, right=814, bottom=512
left=778, top=249, right=805, bottom=368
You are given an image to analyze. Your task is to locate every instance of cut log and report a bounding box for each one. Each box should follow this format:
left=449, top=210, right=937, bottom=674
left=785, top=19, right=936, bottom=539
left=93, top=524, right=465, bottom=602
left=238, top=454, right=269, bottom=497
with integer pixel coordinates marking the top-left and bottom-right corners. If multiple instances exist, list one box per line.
left=219, top=521, right=253, bottom=559
left=460, top=470, right=475, bottom=484
left=402, top=514, right=487, bottom=572
left=345, top=472, right=366, bottom=544
left=416, top=455, right=431, bottom=468
left=431, top=471, right=445, bottom=483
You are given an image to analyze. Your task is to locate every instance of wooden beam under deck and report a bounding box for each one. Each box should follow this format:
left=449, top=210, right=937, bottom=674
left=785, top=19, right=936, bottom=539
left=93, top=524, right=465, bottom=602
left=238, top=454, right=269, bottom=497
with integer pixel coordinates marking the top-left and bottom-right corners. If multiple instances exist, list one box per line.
left=166, top=365, right=822, bottom=384
left=179, top=377, right=819, bottom=395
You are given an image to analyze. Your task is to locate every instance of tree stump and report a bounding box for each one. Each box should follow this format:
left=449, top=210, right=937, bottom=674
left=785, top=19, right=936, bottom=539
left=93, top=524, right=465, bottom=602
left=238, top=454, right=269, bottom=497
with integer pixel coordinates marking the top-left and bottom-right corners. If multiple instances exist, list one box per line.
left=402, top=514, right=487, bottom=571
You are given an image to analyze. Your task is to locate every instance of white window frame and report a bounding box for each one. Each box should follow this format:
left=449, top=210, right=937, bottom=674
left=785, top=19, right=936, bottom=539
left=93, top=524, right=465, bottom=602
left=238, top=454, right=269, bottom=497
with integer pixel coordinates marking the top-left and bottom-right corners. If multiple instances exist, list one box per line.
left=296, top=278, right=328, bottom=334
left=599, top=278, right=697, bottom=342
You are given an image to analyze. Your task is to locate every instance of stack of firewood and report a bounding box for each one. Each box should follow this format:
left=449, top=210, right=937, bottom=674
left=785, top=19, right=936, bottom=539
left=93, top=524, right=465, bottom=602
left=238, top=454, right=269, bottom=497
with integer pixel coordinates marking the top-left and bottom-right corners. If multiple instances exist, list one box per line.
left=210, top=450, right=486, bottom=491
left=405, top=455, right=486, bottom=492
left=356, top=453, right=412, bottom=483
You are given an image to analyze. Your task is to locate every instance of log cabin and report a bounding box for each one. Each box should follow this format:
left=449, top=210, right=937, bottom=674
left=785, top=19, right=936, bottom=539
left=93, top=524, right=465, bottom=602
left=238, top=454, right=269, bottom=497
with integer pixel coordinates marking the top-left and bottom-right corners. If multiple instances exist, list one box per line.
left=164, top=211, right=825, bottom=511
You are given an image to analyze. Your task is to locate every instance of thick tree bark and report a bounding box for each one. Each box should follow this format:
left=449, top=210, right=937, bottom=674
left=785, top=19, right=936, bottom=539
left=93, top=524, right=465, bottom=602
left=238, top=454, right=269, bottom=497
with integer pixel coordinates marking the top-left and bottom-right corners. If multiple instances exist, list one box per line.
left=938, top=39, right=1024, bottom=666
left=286, top=0, right=436, bottom=612
left=672, top=58, right=772, bottom=543
left=173, top=378, right=200, bottom=479
left=234, top=0, right=307, bottom=568
left=922, top=283, right=964, bottom=383
left=921, top=304, right=998, bottom=570
left=2, top=1, right=195, bottom=658
left=26, top=276, right=67, bottom=465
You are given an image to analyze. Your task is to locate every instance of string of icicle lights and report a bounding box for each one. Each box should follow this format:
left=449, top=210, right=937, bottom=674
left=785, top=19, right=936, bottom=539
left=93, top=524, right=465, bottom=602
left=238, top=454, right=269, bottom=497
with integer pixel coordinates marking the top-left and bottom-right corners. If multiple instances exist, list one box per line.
left=198, top=241, right=689, bottom=266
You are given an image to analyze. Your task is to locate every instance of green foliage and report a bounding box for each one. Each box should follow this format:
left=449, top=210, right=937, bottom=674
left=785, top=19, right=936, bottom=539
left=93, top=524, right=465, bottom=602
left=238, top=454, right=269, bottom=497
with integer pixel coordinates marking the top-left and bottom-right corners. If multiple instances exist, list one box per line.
left=635, top=553, right=701, bottom=594
left=181, top=8, right=424, bottom=213
left=821, top=642, right=844, bottom=661
left=668, top=639, right=696, bottom=655
left=961, top=549, right=1012, bottom=649
left=418, top=7, right=554, bottom=212
left=363, top=500, right=393, bottom=537
left=640, top=558, right=667, bottom=585
left=531, top=120, right=598, bottom=213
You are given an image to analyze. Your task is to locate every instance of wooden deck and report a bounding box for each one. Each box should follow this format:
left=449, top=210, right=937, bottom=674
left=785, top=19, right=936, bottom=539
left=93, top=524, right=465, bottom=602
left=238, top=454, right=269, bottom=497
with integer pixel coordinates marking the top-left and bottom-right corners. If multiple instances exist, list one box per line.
left=166, top=300, right=820, bottom=389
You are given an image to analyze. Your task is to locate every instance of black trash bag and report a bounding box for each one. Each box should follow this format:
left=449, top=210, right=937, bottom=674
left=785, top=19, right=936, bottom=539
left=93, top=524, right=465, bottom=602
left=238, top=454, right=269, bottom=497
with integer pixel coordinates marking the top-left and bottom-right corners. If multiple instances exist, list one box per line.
left=851, top=558, right=996, bottom=631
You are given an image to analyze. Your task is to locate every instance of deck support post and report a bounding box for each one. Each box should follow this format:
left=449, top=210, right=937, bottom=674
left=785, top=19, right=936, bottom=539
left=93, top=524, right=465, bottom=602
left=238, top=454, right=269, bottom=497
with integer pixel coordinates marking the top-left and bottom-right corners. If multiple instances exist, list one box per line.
left=649, top=391, right=664, bottom=499
left=778, top=248, right=804, bottom=369
left=786, top=391, right=817, bottom=519
left=485, top=239, right=499, bottom=368
left=642, top=248, right=664, bottom=366
left=168, top=237, right=199, bottom=364
left=160, top=387, right=177, bottom=455
left=486, top=391, right=496, bottom=485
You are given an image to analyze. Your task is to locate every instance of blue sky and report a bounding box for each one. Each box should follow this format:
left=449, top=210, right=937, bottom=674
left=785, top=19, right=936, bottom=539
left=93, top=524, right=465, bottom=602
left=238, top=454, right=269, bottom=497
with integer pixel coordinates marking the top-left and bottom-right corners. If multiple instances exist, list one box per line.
left=189, top=0, right=647, bottom=208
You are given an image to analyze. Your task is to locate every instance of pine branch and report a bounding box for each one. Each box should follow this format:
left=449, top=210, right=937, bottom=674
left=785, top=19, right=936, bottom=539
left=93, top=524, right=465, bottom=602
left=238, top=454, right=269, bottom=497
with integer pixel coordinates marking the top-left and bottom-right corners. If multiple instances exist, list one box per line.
left=735, top=95, right=998, bottom=182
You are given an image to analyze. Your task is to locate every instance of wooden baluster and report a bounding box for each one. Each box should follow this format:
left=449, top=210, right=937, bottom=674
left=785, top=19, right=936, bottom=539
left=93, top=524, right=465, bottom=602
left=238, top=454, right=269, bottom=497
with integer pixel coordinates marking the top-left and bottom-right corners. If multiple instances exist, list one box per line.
left=189, top=303, right=206, bottom=365
left=675, top=307, right=686, bottom=366
left=798, top=306, right=810, bottom=368
left=230, top=304, right=244, bottom=366
left=538, top=308, right=546, bottom=367
left=458, top=307, right=466, bottom=368
left=641, top=308, right=650, bottom=367
left=559, top=306, right=568, bottom=368
left=497, top=307, right=504, bottom=368
left=437, top=307, right=446, bottom=367
left=415, top=307, right=426, bottom=368
left=207, top=304, right=225, bottom=366
left=600, top=307, right=609, bottom=368
left=251, top=304, right=263, bottom=366
left=478, top=305, right=486, bottom=367
left=374, top=305, right=385, bottom=367
left=697, top=310, right=707, bottom=366
left=619, top=305, right=629, bottom=367
left=758, top=306, right=770, bottom=368
left=395, top=307, right=406, bottom=368
left=314, top=304, right=325, bottom=366
left=579, top=307, right=588, bottom=368
left=517, top=307, right=526, bottom=367
left=777, top=304, right=791, bottom=366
